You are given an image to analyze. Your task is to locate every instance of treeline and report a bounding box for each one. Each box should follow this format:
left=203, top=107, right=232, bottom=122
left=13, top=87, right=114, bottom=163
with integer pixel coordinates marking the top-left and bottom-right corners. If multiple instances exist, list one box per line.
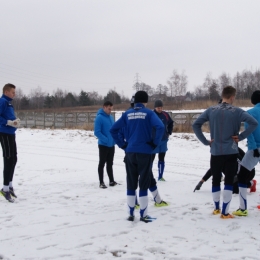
left=133, top=69, right=260, bottom=102
left=12, top=69, right=260, bottom=110
left=192, top=69, right=260, bottom=101
left=12, top=88, right=130, bottom=110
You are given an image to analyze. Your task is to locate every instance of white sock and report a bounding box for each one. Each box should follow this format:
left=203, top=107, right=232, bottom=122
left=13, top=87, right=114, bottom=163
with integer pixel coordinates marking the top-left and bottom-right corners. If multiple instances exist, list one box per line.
left=149, top=187, right=162, bottom=203
left=9, top=181, right=13, bottom=188
left=3, top=185, right=9, bottom=192
left=239, top=185, right=247, bottom=210
left=127, top=193, right=136, bottom=216
left=212, top=187, right=221, bottom=210
left=222, top=186, right=233, bottom=215
left=139, top=191, right=148, bottom=218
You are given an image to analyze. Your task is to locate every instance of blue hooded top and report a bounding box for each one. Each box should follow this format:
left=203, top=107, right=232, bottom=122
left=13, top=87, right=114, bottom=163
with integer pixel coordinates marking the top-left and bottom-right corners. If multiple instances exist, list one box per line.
left=0, top=94, right=17, bottom=135
left=245, top=103, right=260, bottom=150
left=110, top=103, right=164, bottom=154
left=94, top=108, right=115, bottom=147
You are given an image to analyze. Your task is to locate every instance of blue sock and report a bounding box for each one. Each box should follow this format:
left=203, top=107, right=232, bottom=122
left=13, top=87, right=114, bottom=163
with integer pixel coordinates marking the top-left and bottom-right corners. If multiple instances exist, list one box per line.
left=158, top=161, right=165, bottom=179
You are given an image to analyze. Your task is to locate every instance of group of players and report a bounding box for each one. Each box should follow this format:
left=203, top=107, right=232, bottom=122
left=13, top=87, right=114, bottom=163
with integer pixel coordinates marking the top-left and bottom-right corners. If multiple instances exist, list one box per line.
left=193, top=86, right=260, bottom=218
left=96, top=86, right=260, bottom=222
left=2, top=83, right=259, bottom=222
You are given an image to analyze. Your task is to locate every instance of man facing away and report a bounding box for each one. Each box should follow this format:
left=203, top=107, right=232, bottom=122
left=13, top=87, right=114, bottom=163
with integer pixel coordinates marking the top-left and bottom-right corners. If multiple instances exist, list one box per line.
left=0, top=83, right=20, bottom=203
left=119, top=96, right=168, bottom=208
left=110, top=91, right=165, bottom=223
left=192, top=86, right=257, bottom=219
left=94, top=101, right=117, bottom=189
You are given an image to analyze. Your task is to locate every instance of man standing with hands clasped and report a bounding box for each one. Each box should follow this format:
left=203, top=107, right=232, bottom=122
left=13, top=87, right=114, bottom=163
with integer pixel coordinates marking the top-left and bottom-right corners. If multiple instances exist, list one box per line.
left=94, top=101, right=117, bottom=189
left=0, top=83, right=20, bottom=203
left=192, top=86, right=257, bottom=219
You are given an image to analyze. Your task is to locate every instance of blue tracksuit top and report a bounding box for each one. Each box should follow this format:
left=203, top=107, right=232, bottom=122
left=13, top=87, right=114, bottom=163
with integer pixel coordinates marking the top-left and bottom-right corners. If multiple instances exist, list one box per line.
left=153, top=110, right=174, bottom=141
left=244, top=103, right=260, bottom=150
left=0, top=94, right=17, bottom=135
left=94, top=108, right=115, bottom=147
left=192, top=102, right=258, bottom=155
left=110, top=103, right=165, bottom=154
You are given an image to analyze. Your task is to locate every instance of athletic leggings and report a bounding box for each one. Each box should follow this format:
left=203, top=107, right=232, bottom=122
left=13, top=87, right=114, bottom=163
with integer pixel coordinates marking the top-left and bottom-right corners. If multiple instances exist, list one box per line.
left=98, top=145, right=115, bottom=184
left=152, top=152, right=166, bottom=162
left=211, top=154, right=237, bottom=187
left=0, top=133, right=17, bottom=186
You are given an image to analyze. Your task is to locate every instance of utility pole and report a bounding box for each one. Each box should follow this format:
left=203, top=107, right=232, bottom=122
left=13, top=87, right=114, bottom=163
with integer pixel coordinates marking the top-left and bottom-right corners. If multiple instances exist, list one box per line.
left=133, top=73, right=141, bottom=92
left=113, top=86, right=116, bottom=104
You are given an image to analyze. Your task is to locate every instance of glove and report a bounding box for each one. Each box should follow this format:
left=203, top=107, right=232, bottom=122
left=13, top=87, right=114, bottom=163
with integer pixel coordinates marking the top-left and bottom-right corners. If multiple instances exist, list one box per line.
left=253, top=149, right=260, bottom=158
left=146, top=141, right=157, bottom=150
left=193, top=181, right=203, bottom=192
left=7, top=118, right=20, bottom=128
left=121, top=142, right=128, bottom=150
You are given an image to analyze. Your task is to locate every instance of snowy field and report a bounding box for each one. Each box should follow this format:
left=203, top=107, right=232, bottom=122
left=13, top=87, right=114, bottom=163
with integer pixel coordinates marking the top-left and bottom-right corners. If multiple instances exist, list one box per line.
left=1, top=128, right=260, bottom=260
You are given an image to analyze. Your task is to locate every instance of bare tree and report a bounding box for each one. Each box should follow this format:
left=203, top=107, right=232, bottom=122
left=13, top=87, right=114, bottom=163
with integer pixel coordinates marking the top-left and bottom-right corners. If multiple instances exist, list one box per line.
left=52, top=88, right=65, bottom=108
left=167, top=70, right=180, bottom=100
left=88, top=91, right=103, bottom=105
left=218, top=72, right=231, bottom=90
left=167, top=70, right=188, bottom=101
left=194, top=86, right=205, bottom=100
left=233, top=72, right=244, bottom=99
left=12, top=88, right=23, bottom=110
left=155, top=84, right=168, bottom=100
left=180, top=72, right=188, bottom=97
left=202, top=72, right=213, bottom=99
left=30, top=86, right=45, bottom=109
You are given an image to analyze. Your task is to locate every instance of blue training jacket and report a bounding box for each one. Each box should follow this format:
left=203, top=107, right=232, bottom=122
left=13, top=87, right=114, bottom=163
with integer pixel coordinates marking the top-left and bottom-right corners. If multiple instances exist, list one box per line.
left=192, top=102, right=258, bottom=155
left=110, top=103, right=165, bottom=154
left=94, top=108, right=115, bottom=147
left=245, top=103, right=260, bottom=150
left=0, top=94, right=17, bottom=135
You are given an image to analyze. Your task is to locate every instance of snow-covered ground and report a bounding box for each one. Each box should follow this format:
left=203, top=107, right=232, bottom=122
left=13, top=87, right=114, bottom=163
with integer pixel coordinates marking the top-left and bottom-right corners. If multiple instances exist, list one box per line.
left=1, top=128, right=260, bottom=260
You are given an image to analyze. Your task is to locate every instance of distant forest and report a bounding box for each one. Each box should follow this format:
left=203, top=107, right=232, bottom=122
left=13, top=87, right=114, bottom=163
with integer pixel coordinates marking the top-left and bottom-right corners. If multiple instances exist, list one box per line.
left=12, top=69, right=260, bottom=110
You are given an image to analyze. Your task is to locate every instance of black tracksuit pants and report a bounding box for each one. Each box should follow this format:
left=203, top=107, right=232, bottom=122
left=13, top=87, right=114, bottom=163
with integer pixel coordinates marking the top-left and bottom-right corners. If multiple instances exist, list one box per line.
left=210, top=154, right=238, bottom=187
left=0, top=133, right=17, bottom=186
left=98, top=145, right=115, bottom=184
left=125, top=153, right=152, bottom=191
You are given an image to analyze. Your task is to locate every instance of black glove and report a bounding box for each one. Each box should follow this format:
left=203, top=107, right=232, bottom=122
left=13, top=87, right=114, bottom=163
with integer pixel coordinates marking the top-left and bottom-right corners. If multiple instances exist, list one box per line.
left=121, top=142, right=128, bottom=150
left=193, top=181, right=203, bottom=192
left=146, top=141, right=157, bottom=150
left=253, top=149, right=260, bottom=157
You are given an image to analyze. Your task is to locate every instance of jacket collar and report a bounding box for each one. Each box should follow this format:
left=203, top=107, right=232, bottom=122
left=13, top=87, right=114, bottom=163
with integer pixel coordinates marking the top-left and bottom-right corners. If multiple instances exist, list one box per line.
left=1, top=94, right=13, bottom=102
left=134, top=103, right=145, bottom=110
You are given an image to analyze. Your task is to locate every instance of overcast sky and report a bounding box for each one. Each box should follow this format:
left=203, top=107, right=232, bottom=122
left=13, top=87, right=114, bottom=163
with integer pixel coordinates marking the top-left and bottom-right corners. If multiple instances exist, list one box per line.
left=1, top=0, right=260, bottom=98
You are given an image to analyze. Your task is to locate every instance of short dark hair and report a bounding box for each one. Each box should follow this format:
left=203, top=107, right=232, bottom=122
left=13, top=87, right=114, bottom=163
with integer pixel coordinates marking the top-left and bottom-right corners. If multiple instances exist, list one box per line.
left=221, top=86, right=236, bottom=99
left=3, top=83, right=16, bottom=93
left=103, top=101, right=113, bottom=107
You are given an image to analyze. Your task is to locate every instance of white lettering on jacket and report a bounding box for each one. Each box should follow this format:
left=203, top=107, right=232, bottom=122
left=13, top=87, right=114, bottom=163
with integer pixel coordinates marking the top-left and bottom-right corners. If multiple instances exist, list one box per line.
left=127, top=112, right=147, bottom=120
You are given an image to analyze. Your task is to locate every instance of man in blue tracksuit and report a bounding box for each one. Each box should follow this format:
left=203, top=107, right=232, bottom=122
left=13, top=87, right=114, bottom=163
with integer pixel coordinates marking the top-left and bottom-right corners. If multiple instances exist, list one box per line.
left=192, top=86, right=257, bottom=219
left=110, top=91, right=164, bottom=223
left=0, top=83, right=20, bottom=203
left=152, top=100, right=174, bottom=181
left=94, top=101, right=117, bottom=189
left=119, top=97, right=168, bottom=208
left=238, top=90, right=260, bottom=213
